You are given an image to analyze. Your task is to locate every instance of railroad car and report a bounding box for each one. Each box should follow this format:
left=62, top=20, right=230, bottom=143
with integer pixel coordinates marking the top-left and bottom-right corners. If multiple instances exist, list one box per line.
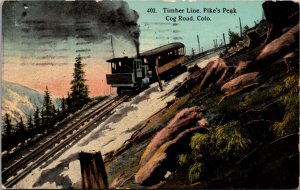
left=106, top=42, right=186, bottom=94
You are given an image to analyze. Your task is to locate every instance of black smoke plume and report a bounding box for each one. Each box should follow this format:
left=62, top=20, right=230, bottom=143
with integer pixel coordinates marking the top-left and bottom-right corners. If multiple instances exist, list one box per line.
left=3, top=0, right=140, bottom=54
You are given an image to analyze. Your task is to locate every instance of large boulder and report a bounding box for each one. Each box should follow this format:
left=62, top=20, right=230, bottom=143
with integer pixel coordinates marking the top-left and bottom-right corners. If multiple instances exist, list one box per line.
left=233, top=24, right=299, bottom=74
left=216, top=66, right=236, bottom=85
left=135, top=125, right=208, bottom=185
left=235, top=61, right=252, bottom=76
left=175, top=59, right=228, bottom=96
left=221, top=72, right=260, bottom=92
left=256, top=23, right=299, bottom=63
left=139, top=106, right=205, bottom=166
left=199, top=59, right=228, bottom=90
left=134, top=106, right=208, bottom=185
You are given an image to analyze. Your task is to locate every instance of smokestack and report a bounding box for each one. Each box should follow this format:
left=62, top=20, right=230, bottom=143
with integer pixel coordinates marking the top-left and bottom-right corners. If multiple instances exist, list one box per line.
left=131, top=25, right=140, bottom=58
left=136, top=43, right=140, bottom=58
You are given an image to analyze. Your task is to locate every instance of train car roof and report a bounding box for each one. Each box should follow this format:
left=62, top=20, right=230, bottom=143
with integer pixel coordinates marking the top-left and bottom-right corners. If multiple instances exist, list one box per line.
left=140, top=42, right=184, bottom=57
left=106, top=56, right=134, bottom=63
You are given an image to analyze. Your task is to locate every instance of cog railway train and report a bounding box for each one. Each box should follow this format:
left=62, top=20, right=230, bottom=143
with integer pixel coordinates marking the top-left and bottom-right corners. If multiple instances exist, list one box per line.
left=106, top=42, right=187, bottom=94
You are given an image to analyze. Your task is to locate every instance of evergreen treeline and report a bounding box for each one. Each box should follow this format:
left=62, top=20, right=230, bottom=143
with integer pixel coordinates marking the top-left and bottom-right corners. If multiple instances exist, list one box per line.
left=2, top=55, right=91, bottom=152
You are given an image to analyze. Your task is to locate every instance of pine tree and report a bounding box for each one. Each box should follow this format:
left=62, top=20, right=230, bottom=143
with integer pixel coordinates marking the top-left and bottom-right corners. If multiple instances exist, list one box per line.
left=17, top=117, right=26, bottom=141
left=41, top=86, right=56, bottom=127
left=66, top=92, right=72, bottom=113
left=228, top=29, right=241, bottom=47
left=70, top=55, right=90, bottom=112
left=61, top=97, right=67, bottom=117
left=192, top=48, right=195, bottom=56
left=52, top=104, right=57, bottom=118
left=242, top=25, right=250, bottom=37
left=55, top=108, right=61, bottom=121
left=34, top=107, right=40, bottom=129
left=27, top=115, right=34, bottom=131
left=4, top=113, right=12, bottom=136
left=17, top=117, right=26, bottom=132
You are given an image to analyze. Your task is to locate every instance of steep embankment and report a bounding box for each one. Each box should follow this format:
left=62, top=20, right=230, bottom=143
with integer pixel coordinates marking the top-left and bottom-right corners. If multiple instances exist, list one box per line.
left=105, top=1, right=299, bottom=189
left=13, top=71, right=190, bottom=189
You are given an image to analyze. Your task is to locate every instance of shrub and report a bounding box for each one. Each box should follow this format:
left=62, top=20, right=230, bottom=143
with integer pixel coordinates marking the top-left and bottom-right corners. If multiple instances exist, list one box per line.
left=272, top=110, right=298, bottom=137
left=271, top=75, right=299, bottom=137
left=215, top=121, right=251, bottom=159
left=190, top=133, right=211, bottom=161
left=188, top=162, right=204, bottom=183
left=185, top=121, right=252, bottom=183
left=228, top=30, right=241, bottom=47
left=178, top=154, right=188, bottom=167
left=190, top=133, right=211, bottom=152
left=184, top=133, right=212, bottom=183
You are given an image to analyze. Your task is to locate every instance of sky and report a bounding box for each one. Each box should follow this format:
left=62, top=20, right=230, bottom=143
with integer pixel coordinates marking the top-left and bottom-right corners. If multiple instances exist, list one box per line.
left=2, top=0, right=263, bottom=97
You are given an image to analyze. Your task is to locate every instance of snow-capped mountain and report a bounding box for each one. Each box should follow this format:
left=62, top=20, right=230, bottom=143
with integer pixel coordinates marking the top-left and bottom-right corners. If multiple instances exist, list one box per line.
left=2, top=81, right=59, bottom=125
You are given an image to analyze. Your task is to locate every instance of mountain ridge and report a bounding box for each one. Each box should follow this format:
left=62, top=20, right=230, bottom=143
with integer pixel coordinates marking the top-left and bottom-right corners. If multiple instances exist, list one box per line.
left=2, top=80, right=59, bottom=125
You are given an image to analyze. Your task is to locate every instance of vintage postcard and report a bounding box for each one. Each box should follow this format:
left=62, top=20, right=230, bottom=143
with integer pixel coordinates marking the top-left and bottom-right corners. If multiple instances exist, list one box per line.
left=1, top=0, right=299, bottom=189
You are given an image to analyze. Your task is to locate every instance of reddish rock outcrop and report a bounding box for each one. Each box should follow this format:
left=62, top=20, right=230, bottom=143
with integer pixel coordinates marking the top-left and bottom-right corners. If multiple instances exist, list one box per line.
left=233, top=23, right=298, bottom=75
left=139, top=106, right=205, bottom=166
left=235, top=61, right=252, bottom=76
left=175, top=59, right=230, bottom=96
left=135, top=125, right=208, bottom=185
left=199, top=59, right=228, bottom=91
left=135, top=106, right=208, bottom=185
left=221, top=72, right=260, bottom=92
left=216, top=66, right=236, bottom=85
left=256, top=23, right=299, bottom=63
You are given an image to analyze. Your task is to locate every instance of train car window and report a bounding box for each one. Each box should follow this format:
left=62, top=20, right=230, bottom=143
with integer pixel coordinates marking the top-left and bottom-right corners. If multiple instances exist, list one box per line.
left=144, top=58, right=148, bottom=64
left=111, top=62, right=116, bottom=71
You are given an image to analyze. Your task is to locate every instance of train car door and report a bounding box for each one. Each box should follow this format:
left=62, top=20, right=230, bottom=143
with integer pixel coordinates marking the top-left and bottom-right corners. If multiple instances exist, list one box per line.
left=134, top=59, right=143, bottom=78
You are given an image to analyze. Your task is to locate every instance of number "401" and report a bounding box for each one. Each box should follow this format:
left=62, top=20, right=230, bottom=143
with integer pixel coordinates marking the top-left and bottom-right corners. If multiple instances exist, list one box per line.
left=147, top=8, right=157, bottom=13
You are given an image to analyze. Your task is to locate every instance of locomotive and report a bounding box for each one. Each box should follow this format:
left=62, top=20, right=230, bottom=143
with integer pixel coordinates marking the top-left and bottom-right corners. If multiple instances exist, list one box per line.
left=106, top=42, right=186, bottom=94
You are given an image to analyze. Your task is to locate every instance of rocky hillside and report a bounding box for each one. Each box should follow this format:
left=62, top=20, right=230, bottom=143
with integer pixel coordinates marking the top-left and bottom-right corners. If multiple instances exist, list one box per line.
left=101, top=1, right=299, bottom=189
left=2, top=81, right=59, bottom=124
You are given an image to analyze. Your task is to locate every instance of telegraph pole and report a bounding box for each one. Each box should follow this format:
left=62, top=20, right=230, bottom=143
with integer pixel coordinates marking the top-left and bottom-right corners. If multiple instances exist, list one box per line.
left=197, top=35, right=201, bottom=54
left=239, top=17, right=243, bottom=37
left=223, top=33, right=227, bottom=51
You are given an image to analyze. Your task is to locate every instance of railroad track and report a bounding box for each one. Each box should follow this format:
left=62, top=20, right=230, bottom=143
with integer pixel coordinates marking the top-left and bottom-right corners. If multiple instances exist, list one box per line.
left=183, top=46, right=226, bottom=66
left=2, top=95, right=115, bottom=166
left=3, top=95, right=129, bottom=188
